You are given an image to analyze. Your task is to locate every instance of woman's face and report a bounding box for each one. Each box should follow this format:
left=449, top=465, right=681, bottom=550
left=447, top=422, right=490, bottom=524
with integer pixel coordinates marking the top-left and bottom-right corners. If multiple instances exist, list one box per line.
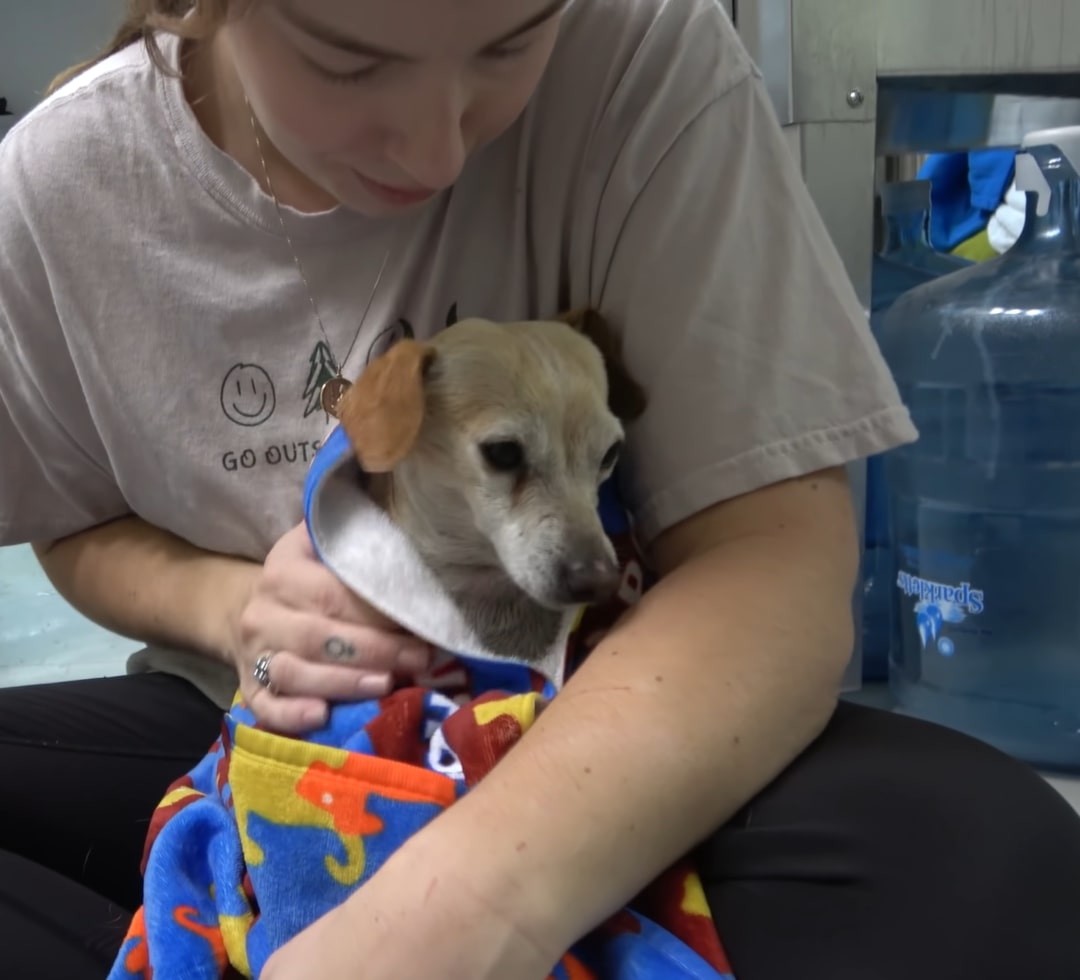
left=223, top=0, right=566, bottom=215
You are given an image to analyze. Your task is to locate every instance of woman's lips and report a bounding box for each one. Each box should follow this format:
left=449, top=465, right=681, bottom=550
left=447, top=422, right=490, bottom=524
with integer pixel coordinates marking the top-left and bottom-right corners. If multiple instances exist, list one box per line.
left=355, top=172, right=437, bottom=207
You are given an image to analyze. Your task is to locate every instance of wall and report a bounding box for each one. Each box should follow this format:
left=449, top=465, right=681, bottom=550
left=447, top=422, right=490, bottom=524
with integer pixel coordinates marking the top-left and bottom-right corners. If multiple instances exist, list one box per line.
left=1, top=1, right=143, bottom=683
left=1, top=0, right=125, bottom=138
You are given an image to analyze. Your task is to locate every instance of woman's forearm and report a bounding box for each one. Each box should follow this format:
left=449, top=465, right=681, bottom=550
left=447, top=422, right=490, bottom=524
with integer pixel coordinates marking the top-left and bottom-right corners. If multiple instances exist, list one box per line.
left=33, top=515, right=261, bottom=666
left=371, top=469, right=859, bottom=962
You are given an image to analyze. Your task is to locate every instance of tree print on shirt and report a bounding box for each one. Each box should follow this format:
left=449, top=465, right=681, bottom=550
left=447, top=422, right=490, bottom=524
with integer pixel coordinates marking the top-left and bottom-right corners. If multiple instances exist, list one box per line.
left=302, top=340, right=338, bottom=419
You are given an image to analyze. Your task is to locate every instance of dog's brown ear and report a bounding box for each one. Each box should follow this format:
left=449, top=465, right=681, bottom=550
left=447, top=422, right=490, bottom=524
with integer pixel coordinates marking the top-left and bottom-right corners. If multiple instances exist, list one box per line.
left=556, top=308, right=648, bottom=422
left=338, top=339, right=436, bottom=472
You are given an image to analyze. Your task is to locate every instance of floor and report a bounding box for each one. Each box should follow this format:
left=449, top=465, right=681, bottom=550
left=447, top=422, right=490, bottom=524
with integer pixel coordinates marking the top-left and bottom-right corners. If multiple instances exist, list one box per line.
left=2, top=542, right=1080, bottom=812
left=0, top=544, right=140, bottom=687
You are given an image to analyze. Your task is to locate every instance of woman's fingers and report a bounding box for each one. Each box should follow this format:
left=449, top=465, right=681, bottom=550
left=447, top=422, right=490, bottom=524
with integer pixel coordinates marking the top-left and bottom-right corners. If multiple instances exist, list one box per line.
left=256, top=650, right=394, bottom=702
left=305, top=620, right=431, bottom=676
left=244, top=684, right=330, bottom=735
left=238, top=602, right=430, bottom=677
left=242, top=651, right=396, bottom=735
left=236, top=609, right=431, bottom=733
left=235, top=521, right=433, bottom=734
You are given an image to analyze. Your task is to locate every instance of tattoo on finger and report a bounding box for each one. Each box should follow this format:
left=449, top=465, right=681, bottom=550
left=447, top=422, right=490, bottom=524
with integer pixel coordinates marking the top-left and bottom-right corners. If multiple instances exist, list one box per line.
left=324, top=636, right=356, bottom=661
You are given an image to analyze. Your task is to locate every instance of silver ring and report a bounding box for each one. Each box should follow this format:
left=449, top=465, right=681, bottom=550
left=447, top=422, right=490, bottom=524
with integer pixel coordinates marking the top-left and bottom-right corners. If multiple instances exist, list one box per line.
left=252, top=653, right=276, bottom=695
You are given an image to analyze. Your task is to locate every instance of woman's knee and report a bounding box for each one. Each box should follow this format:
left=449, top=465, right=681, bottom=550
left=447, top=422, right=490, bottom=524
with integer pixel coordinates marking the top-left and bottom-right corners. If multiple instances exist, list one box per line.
left=755, top=702, right=1080, bottom=856
left=702, top=703, right=1080, bottom=979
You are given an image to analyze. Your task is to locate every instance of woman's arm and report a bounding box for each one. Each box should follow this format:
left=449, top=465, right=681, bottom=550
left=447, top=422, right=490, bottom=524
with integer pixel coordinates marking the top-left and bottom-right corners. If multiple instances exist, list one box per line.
left=33, top=518, right=433, bottom=731
left=33, top=516, right=259, bottom=666
left=323, top=466, right=858, bottom=972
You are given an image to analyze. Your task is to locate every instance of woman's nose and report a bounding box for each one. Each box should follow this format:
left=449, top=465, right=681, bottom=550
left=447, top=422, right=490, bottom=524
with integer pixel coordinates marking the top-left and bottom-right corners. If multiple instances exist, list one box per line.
left=388, top=83, right=469, bottom=191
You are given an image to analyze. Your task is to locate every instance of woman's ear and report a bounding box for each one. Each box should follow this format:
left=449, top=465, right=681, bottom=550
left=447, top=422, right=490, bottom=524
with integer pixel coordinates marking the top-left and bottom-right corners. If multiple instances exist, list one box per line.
left=338, top=340, right=437, bottom=472
left=556, top=308, right=648, bottom=422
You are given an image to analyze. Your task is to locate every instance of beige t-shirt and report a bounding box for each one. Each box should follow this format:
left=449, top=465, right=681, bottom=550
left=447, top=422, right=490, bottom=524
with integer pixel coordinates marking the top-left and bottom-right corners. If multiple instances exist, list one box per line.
left=0, top=0, right=914, bottom=577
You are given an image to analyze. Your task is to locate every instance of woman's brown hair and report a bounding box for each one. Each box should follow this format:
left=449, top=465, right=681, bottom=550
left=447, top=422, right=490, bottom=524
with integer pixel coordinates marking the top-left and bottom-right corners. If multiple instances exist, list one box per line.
left=46, top=0, right=238, bottom=95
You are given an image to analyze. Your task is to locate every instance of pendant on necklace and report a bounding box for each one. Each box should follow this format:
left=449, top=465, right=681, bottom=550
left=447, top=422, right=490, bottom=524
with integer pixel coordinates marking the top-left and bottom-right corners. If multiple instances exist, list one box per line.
left=321, top=375, right=352, bottom=419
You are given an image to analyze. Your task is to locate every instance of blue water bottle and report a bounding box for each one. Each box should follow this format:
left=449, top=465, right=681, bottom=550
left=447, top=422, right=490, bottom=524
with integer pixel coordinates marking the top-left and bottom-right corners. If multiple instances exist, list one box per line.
left=871, top=180, right=971, bottom=311
left=879, top=125, right=1080, bottom=772
left=862, top=182, right=970, bottom=681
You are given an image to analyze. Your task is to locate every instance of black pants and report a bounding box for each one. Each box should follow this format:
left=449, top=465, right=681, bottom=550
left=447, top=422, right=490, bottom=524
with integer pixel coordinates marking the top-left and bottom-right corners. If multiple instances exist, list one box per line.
left=3, top=674, right=1080, bottom=980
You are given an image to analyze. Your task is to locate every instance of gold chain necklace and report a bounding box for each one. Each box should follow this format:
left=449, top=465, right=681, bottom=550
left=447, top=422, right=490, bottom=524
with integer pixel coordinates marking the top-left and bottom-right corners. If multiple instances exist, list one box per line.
left=248, top=102, right=390, bottom=419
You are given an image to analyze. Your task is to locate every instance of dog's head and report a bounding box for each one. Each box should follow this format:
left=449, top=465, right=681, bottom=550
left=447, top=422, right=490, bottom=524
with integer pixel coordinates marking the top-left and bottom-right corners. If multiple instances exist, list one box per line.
left=338, top=310, right=645, bottom=611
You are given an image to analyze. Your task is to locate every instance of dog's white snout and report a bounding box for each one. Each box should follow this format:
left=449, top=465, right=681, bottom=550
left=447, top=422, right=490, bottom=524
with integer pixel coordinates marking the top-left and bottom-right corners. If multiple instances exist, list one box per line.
left=559, top=553, right=621, bottom=605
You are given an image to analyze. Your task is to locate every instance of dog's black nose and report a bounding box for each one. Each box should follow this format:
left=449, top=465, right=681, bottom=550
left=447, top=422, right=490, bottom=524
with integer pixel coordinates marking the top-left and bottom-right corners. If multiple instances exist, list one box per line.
left=560, top=557, right=621, bottom=604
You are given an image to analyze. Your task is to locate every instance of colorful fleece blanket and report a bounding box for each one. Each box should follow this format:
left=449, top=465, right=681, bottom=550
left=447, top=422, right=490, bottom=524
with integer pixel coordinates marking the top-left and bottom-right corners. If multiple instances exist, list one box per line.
left=107, top=425, right=736, bottom=980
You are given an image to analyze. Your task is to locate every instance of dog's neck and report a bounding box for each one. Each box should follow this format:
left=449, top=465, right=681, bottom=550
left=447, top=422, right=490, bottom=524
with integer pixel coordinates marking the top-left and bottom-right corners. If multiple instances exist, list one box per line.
left=365, top=472, right=564, bottom=664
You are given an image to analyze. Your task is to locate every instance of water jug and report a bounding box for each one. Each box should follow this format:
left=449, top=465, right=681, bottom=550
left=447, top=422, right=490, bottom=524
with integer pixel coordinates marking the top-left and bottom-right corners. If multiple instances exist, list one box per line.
left=871, top=180, right=970, bottom=311
left=862, top=182, right=970, bottom=681
left=878, top=125, right=1080, bottom=772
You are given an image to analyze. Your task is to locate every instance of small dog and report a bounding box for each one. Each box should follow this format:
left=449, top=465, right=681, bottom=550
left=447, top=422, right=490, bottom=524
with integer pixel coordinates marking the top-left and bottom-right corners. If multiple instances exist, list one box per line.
left=337, top=309, right=646, bottom=663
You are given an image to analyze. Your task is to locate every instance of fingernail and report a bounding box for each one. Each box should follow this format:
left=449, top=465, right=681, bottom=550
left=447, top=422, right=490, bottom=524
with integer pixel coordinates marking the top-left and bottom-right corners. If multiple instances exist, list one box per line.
left=398, top=648, right=431, bottom=674
left=303, top=705, right=328, bottom=727
left=358, top=672, right=393, bottom=697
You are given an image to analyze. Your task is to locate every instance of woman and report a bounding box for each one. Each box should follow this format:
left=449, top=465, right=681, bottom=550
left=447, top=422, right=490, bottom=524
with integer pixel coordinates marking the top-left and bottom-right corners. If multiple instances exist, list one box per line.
left=2, top=0, right=1079, bottom=977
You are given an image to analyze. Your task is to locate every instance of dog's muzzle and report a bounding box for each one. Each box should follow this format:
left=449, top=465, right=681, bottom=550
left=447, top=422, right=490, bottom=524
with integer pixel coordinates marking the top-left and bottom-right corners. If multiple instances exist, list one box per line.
left=559, top=555, right=621, bottom=605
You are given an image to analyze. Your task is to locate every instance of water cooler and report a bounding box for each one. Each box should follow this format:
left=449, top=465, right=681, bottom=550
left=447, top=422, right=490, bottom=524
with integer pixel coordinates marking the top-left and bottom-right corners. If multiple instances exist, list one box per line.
left=878, top=126, right=1080, bottom=771
left=730, top=0, right=1080, bottom=704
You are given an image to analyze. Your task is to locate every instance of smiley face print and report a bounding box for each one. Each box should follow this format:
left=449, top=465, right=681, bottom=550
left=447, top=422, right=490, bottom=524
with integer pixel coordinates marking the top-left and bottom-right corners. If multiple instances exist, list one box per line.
left=221, top=363, right=276, bottom=427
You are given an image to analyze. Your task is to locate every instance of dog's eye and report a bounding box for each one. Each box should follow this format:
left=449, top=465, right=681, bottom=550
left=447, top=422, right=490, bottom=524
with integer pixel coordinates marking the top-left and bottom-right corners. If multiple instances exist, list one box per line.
left=480, top=439, right=525, bottom=472
left=600, top=440, right=623, bottom=472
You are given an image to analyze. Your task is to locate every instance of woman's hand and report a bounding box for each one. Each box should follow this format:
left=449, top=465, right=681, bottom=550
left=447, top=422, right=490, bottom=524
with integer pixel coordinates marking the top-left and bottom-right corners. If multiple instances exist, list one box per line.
left=230, top=521, right=431, bottom=733
left=259, top=841, right=557, bottom=980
